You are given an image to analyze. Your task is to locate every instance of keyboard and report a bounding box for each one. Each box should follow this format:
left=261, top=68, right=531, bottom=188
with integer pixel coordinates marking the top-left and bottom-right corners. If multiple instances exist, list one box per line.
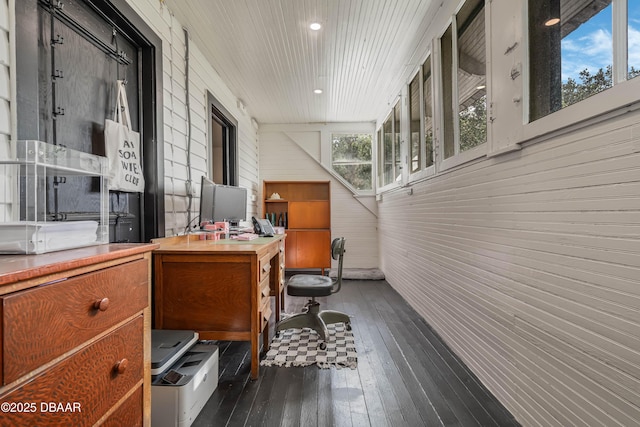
left=235, top=232, right=259, bottom=241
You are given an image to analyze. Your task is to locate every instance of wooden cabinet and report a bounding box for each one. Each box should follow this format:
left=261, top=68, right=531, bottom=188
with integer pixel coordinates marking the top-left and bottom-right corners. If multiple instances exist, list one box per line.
left=263, top=181, right=331, bottom=271
left=0, top=243, right=157, bottom=426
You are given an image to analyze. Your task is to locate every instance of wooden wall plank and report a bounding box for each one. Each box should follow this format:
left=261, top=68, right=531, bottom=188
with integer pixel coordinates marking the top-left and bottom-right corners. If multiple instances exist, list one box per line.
left=379, top=110, right=640, bottom=426
left=0, top=0, right=10, bottom=222
left=126, top=0, right=261, bottom=236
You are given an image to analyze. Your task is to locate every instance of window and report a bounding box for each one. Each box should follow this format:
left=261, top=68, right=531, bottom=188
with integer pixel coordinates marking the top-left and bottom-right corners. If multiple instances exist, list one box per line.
left=394, top=103, right=402, bottom=180
left=408, top=57, right=435, bottom=175
left=423, top=59, right=434, bottom=169
left=630, top=1, right=640, bottom=78
left=529, top=0, right=639, bottom=121
left=409, top=73, right=421, bottom=173
left=383, top=114, right=393, bottom=184
left=441, top=0, right=487, bottom=159
left=331, top=133, right=373, bottom=191
left=207, top=91, right=238, bottom=186
left=379, top=101, right=402, bottom=187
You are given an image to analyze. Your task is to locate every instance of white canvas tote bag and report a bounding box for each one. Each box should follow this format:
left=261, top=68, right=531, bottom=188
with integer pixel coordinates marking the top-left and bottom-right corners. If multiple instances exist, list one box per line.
left=104, top=80, right=145, bottom=192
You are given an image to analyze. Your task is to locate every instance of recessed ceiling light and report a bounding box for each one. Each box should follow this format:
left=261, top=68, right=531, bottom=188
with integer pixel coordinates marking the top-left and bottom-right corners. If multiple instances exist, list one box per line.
left=313, top=89, right=323, bottom=94
left=544, top=17, right=560, bottom=26
left=310, top=22, right=322, bottom=31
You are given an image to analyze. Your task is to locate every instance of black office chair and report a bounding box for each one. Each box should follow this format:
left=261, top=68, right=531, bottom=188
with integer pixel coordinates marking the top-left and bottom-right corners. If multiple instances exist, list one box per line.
left=275, top=237, right=351, bottom=350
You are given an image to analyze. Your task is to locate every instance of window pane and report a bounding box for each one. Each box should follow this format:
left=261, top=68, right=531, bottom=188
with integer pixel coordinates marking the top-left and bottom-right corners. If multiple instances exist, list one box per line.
left=562, top=2, right=613, bottom=105
left=383, top=115, right=393, bottom=185
left=393, top=104, right=402, bottom=182
left=529, top=0, right=613, bottom=120
left=457, top=0, right=486, bottom=152
left=377, top=128, right=383, bottom=186
left=409, top=73, right=421, bottom=173
left=441, top=24, right=455, bottom=159
left=630, top=0, right=640, bottom=79
left=423, top=59, right=434, bottom=168
left=332, top=133, right=372, bottom=191
left=333, top=165, right=372, bottom=191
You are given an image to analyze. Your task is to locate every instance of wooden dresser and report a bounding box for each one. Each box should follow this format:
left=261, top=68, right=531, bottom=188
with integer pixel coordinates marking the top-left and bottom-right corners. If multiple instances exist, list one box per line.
left=0, top=243, right=157, bottom=426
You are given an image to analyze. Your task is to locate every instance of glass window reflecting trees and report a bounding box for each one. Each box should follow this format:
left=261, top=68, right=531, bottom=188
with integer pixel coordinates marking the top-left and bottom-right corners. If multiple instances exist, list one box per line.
left=408, top=57, right=435, bottom=174
left=423, top=59, right=434, bottom=169
left=629, top=1, right=640, bottom=79
left=409, top=73, right=421, bottom=173
left=378, top=101, right=402, bottom=186
left=440, top=0, right=487, bottom=159
left=529, top=0, right=639, bottom=121
left=331, top=133, right=373, bottom=191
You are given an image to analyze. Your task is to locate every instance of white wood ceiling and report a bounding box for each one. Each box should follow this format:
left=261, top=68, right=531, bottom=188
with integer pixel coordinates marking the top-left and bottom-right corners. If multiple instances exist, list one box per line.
left=163, top=0, right=437, bottom=124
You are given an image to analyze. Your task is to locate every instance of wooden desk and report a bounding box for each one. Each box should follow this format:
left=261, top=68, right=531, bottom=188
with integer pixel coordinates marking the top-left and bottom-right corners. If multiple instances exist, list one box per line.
left=152, top=234, right=286, bottom=379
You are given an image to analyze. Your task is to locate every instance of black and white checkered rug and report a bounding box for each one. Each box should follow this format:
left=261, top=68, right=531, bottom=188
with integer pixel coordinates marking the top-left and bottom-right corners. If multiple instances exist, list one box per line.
left=260, top=323, right=357, bottom=369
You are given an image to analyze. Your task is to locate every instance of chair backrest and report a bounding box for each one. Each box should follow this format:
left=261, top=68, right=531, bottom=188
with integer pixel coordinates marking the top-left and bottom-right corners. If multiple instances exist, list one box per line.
left=331, top=237, right=346, bottom=294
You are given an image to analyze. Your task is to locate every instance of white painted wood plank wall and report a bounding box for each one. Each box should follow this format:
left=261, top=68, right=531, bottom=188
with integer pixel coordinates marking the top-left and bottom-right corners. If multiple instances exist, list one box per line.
left=259, top=128, right=379, bottom=270
left=125, top=0, right=260, bottom=236
left=0, top=0, right=11, bottom=221
left=378, top=111, right=640, bottom=426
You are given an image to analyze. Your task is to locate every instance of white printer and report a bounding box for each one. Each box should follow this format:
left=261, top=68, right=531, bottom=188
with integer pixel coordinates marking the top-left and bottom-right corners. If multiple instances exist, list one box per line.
left=151, top=330, right=219, bottom=427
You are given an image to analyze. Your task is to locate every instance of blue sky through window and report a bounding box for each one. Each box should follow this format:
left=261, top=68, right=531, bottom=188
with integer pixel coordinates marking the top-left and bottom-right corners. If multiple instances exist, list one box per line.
left=561, top=3, right=612, bottom=82
left=629, top=1, right=640, bottom=76
left=561, top=1, right=640, bottom=82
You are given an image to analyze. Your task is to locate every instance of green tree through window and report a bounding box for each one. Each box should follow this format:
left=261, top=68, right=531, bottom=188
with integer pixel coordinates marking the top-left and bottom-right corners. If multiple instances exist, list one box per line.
left=331, top=134, right=373, bottom=191
left=562, top=65, right=640, bottom=107
left=459, top=95, right=487, bottom=152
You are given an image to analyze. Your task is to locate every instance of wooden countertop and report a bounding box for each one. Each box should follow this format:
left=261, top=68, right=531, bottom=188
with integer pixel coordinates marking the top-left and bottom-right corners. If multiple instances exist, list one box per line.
left=0, top=243, right=159, bottom=286
left=152, top=233, right=286, bottom=254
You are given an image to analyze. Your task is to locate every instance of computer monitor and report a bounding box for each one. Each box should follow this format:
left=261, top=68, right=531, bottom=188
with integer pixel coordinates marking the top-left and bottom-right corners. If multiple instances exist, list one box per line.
left=211, top=184, right=247, bottom=226
left=199, top=176, right=216, bottom=226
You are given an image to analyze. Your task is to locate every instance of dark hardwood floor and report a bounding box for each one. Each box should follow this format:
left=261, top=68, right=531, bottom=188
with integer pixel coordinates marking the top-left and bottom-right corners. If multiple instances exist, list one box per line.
left=192, top=278, right=520, bottom=427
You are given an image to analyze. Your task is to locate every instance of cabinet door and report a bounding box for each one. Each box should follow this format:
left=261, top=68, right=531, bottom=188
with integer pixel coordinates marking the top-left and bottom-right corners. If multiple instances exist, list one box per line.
left=295, top=230, right=331, bottom=269
left=288, top=201, right=330, bottom=229
left=284, top=230, right=298, bottom=268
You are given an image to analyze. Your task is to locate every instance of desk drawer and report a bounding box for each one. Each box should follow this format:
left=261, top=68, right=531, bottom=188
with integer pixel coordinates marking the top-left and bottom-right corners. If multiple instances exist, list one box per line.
left=260, top=276, right=270, bottom=300
left=259, top=253, right=272, bottom=281
left=0, top=317, right=143, bottom=427
left=260, top=296, right=272, bottom=331
left=1, top=259, right=148, bottom=385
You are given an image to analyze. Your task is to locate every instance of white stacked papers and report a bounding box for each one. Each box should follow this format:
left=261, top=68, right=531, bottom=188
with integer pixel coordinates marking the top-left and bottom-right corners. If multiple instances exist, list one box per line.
left=0, top=220, right=100, bottom=254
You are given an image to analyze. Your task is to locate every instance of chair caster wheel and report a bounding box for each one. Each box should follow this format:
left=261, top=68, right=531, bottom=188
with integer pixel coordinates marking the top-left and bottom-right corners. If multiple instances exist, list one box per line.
left=319, top=342, right=327, bottom=350
left=346, top=323, right=352, bottom=331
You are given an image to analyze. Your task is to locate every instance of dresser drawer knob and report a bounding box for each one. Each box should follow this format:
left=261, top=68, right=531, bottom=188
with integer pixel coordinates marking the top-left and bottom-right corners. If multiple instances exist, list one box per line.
left=93, top=297, right=110, bottom=311
left=114, top=358, right=128, bottom=374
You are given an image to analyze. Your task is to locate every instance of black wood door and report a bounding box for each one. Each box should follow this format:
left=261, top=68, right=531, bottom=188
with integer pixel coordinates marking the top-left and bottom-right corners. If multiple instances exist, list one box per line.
left=36, top=0, right=142, bottom=242
left=17, top=0, right=164, bottom=242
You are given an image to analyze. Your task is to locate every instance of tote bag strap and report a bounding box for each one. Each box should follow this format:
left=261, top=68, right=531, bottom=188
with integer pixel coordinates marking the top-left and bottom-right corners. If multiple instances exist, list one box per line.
left=112, top=81, right=123, bottom=123
left=118, top=80, right=133, bottom=130
left=112, top=80, right=133, bottom=129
